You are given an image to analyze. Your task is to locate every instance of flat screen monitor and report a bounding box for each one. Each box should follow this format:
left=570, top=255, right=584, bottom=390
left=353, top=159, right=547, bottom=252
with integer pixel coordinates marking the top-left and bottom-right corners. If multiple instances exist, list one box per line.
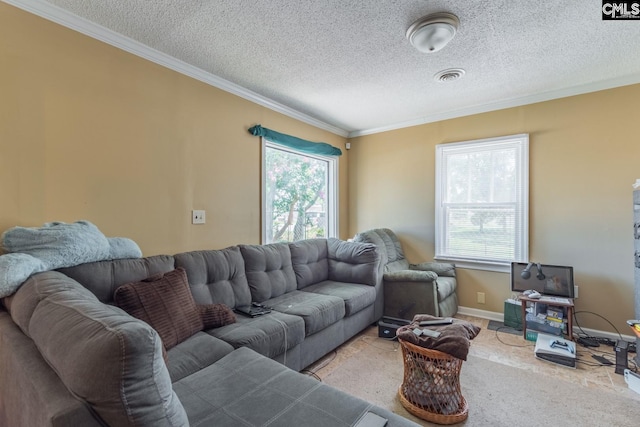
left=510, top=262, right=575, bottom=298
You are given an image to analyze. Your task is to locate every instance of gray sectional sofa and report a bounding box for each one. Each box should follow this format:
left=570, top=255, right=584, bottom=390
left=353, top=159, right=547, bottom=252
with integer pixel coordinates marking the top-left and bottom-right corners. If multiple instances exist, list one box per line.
left=0, top=238, right=420, bottom=427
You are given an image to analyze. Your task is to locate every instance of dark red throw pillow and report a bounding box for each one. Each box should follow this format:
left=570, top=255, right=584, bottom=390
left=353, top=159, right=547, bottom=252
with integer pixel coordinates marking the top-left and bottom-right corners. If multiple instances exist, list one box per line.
left=114, top=268, right=204, bottom=350
left=199, top=304, right=236, bottom=329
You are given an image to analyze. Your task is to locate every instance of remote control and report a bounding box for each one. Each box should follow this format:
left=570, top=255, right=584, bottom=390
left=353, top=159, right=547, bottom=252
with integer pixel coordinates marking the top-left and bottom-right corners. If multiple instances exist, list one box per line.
left=419, top=319, right=453, bottom=326
left=592, top=354, right=613, bottom=365
left=421, top=329, right=442, bottom=338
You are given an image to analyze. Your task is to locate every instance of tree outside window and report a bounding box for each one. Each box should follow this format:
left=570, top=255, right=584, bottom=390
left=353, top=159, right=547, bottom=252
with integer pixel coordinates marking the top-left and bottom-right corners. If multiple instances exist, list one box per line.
left=263, top=142, right=336, bottom=243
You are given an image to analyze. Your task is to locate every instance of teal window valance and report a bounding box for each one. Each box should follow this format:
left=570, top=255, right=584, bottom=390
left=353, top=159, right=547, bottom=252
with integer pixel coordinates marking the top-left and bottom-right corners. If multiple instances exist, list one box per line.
left=248, top=124, right=342, bottom=156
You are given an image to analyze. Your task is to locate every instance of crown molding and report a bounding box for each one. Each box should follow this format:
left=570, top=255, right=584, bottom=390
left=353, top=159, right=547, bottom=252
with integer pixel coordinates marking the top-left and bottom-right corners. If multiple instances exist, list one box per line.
left=3, top=0, right=349, bottom=138
left=348, top=73, right=640, bottom=138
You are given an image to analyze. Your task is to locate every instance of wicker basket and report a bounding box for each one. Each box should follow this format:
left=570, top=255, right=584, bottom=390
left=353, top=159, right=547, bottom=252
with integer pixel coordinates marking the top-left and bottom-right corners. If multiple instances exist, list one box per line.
left=398, top=339, right=468, bottom=425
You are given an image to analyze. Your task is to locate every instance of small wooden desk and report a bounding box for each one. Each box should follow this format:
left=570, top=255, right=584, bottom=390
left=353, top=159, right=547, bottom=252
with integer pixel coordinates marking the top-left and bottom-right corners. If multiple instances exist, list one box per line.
left=519, top=296, right=574, bottom=341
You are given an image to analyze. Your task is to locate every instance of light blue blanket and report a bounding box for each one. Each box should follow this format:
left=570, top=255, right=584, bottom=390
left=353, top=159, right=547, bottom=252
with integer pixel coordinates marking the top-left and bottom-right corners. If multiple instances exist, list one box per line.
left=0, top=220, right=142, bottom=298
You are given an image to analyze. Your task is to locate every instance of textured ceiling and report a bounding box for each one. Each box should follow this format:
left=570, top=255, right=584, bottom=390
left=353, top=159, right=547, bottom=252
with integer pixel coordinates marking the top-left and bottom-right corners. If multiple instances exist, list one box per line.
left=13, top=0, right=640, bottom=136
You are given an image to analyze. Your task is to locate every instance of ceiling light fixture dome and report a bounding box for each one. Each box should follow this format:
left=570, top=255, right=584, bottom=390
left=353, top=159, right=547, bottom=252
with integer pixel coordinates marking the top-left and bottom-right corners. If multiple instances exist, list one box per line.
left=406, top=12, right=460, bottom=53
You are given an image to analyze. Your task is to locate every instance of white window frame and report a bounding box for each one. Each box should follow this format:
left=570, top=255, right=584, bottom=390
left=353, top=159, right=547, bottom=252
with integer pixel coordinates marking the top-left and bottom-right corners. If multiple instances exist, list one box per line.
left=261, top=138, right=338, bottom=244
left=435, top=134, right=529, bottom=272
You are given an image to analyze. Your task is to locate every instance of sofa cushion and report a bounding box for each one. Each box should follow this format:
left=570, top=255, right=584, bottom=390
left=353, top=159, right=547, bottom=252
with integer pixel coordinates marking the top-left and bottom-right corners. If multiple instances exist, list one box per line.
left=240, top=243, right=297, bottom=301
left=265, top=290, right=345, bottom=335
left=166, top=331, right=234, bottom=382
left=58, top=255, right=176, bottom=303
left=206, top=311, right=305, bottom=359
left=289, top=239, right=329, bottom=289
left=302, top=280, right=376, bottom=317
left=172, top=346, right=416, bottom=427
left=15, top=271, right=188, bottom=427
left=174, top=247, right=252, bottom=308
left=327, top=238, right=380, bottom=287
left=114, top=268, right=204, bottom=350
left=353, top=228, right=405, bottom=270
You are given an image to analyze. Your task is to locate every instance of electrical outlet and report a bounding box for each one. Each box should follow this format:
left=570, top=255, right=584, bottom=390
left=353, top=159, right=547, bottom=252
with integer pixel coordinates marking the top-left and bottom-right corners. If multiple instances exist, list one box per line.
left=574, top=285, right=579, bottom=298
left=477, top=292, right=486, bottom=304
left=192, top=210, right=206, bottom=224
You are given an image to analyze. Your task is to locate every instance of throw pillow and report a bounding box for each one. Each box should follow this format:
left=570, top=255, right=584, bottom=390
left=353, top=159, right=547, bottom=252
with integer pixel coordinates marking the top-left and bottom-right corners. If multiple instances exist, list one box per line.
left=114, top=267, right=204, bottom=350
left=199, top=303, right=236, bottom=329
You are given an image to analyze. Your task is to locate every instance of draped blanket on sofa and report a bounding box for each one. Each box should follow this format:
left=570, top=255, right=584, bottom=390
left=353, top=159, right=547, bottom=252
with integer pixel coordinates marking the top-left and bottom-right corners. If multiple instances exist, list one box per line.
left=0, top=220, right=141, bottom=298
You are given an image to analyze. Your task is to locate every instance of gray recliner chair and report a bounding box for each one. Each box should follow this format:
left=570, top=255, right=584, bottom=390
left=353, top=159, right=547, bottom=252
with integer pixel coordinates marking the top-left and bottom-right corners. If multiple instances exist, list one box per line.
left=353, top=228, right=458, bottom=320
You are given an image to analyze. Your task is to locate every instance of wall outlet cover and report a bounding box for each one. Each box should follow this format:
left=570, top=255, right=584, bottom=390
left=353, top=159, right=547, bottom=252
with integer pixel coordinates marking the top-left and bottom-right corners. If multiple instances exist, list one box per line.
left=192, top=210, right=206, bottom=224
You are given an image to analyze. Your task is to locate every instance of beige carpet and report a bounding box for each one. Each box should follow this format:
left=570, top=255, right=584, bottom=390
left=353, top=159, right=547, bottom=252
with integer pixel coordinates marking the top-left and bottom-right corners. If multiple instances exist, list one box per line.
left=314, top=333, right=640, bottom=426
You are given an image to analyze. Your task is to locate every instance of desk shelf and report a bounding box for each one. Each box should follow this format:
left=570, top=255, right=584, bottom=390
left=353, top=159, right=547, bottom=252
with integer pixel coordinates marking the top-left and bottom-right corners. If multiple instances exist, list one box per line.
left=519, top=296, right=574, bottom=341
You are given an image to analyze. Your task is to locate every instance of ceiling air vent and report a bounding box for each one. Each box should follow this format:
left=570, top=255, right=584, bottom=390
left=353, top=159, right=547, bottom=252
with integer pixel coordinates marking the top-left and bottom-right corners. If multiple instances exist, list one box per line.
left=434, top=68, right=465, bottom=82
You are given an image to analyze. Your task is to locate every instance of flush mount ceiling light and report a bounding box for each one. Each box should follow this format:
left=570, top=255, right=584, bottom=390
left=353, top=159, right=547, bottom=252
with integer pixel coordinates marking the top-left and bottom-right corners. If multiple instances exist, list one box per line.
left=406, top=12, right=460, bottom=53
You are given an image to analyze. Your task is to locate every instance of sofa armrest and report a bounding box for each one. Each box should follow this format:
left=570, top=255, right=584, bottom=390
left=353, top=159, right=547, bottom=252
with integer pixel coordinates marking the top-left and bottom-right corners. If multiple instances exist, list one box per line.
left=384, top=270, right=437, bottom=283
left=15, top=272, right=188, bottom=427
left=0, top=312, right=102, bottom=427
left=410, top=262, right=456, bottom=277
left=327, top=238, right=380, bottom=286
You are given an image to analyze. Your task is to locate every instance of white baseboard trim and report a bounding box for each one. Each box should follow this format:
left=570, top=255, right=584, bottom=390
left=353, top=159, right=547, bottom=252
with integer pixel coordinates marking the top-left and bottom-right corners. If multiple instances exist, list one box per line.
left=457, top=306, right=504, bottom=323
left=458, top=305, right=637, bottom=343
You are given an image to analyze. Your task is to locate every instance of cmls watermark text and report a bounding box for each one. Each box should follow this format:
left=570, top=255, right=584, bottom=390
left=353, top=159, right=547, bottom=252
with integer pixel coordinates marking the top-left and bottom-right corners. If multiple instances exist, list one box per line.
left=602, top=1, right=640, bottom=19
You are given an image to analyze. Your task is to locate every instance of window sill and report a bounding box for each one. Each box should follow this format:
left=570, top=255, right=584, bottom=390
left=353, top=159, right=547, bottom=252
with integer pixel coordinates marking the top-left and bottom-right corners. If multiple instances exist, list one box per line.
left=433, top=257, right=511, bottom=273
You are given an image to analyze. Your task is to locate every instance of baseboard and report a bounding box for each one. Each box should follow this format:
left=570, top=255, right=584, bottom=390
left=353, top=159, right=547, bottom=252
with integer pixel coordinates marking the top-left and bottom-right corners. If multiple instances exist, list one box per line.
left=458, top=305, right=637, bottom=342
left=457, top=306, right=504, bottom=322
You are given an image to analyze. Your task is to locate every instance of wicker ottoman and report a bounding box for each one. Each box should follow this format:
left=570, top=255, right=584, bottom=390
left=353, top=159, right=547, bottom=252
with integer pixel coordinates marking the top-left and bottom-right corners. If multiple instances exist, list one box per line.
left=398, top=339, right=468, bottom=425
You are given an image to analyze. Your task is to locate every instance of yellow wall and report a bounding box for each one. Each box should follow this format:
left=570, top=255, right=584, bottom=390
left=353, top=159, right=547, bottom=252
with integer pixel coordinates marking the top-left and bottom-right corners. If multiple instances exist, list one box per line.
left=0, top=3, right=348, bottom=255
left=348, top=84, right=640, bottom=332
left=2, top=3, right=638, bottom=333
